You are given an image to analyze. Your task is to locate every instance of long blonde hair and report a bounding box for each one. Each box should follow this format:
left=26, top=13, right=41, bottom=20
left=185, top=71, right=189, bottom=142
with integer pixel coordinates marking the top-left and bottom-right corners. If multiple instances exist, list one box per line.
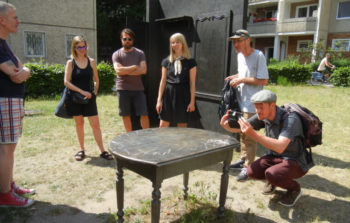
left=169, top=33, right=191, bottom=63
left=71, top=36, right=88, bottom=59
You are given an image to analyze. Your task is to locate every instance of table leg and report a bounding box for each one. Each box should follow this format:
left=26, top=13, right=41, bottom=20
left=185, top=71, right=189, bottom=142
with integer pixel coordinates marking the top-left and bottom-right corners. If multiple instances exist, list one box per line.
left=151, top=181, right=162, bottom=223
left=218, top=159, right=231, bottom=218
left=183, top=172, right=189, bottom=200
left=116, top=164, right=124, bottom=223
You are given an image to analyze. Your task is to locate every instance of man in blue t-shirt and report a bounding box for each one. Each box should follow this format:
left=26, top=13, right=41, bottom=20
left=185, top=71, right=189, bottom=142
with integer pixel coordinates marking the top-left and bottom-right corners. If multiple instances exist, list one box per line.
left=220, top=90, right=312, bottom=207
left=0, top=2, right=35, bottom=208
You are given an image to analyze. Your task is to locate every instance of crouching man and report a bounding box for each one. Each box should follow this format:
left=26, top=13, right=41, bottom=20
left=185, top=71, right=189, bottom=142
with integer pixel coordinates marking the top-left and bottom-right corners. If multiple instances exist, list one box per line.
left=220, top=90, right=313, bottom=207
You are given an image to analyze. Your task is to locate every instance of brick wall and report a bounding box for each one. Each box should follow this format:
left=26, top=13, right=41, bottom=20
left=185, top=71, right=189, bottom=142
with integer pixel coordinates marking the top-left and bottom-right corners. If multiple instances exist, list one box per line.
left=254, top=37, right=274, bottom=52
left=327, top=33, right=350, bottom=58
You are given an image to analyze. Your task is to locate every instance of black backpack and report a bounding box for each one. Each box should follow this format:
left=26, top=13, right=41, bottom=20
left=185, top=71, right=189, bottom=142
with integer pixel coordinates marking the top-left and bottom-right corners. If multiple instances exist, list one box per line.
left=281, top=103, right=322, bottom=149
left=218, top=79, right=240, bottom=119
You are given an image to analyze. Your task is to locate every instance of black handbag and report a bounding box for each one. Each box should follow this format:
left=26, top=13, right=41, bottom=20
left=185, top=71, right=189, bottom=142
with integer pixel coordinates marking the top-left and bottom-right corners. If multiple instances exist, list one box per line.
left=55, top=87, right=72, bottom=119
left=71, top=91, right=89, bottom=104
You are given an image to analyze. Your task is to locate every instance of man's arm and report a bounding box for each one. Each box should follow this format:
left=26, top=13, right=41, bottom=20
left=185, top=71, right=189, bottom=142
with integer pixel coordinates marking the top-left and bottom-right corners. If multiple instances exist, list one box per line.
left=0, top=60, right=30, bottom=84
left=229, top=77, right=268, bottom=88
left=325, top=58, right=335, bottom=69
left=238, top=118, right=290, bottom=154
left=113, top=62, right=138, bottom=76
left=128, top=61, right=147, bottom=76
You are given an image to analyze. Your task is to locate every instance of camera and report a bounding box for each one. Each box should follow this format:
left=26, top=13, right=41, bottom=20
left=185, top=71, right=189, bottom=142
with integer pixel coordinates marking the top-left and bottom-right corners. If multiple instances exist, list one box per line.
left=227, top=111, right=242, bottom=128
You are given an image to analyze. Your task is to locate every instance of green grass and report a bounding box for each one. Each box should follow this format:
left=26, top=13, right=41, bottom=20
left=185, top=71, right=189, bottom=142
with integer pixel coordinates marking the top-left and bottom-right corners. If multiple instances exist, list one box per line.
left=1, top=86, right=350, bottom=223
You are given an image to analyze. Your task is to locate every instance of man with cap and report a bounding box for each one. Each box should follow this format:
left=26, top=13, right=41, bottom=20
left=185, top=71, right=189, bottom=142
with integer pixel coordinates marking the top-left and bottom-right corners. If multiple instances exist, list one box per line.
left=220, top=90, right=311, bottom=207
left=225, top=29, right=269, bottom=181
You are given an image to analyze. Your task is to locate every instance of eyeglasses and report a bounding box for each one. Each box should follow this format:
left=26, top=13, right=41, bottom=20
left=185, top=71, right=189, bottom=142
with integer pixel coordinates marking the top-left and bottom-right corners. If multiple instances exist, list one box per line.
left=76, top=46, right=87, bottom=50
left=233, top=38, right=247, bottom=44
left=122, top=38, right=133, bottom=42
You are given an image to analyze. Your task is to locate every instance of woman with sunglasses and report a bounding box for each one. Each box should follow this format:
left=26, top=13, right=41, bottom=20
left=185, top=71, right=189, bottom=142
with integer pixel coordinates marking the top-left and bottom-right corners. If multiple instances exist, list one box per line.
left=64, top=36, right=113, bottom=161
left=156, top=33, right=199, bottom=128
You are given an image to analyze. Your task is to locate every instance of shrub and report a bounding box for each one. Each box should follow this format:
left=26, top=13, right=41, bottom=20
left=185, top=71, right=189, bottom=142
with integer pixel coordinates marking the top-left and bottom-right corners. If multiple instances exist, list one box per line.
left=25, top=63, right=65, bottom=98
left=97, top=61, right=116, bottom=94
left=330, top=67, right=350, bottom=87
left=24, top=61, right=116, bottom=98
left=333, top=58, right=350, bottom=68
left=268, top=63, right=312, bottom=84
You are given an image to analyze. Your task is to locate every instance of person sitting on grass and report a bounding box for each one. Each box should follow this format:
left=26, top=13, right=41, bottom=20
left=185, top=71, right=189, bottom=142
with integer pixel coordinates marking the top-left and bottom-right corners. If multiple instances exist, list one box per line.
left=220, top=90, right=313, bottom=207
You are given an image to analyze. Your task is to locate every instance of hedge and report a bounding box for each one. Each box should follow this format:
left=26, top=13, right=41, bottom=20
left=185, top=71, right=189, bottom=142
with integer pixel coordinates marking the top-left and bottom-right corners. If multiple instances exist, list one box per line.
left=330, top=67, right=350, bottom=87
left=24, top=61, right=116, bottom=98
left=267, top=63, right=312, bottom=84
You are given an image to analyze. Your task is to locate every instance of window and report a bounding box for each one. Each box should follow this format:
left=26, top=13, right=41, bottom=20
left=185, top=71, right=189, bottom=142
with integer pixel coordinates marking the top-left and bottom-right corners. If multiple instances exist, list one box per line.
left=297, top=40, right=312, bottom=52
left=331, top=39, right=350, bottom=51
left=337, top=1, right=350, bottom=19
left=296, top=4, right=318, bottom=18
left=65, top=34, right=76, bottom=58
left=24, top=31, right=45, bottom=57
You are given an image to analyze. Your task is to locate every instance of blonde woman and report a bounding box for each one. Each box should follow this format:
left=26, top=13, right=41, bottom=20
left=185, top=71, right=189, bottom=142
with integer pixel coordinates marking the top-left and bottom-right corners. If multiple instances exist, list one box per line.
left=156, top=33, right=198, bottom=127
left=64, top=36, right=112, bottom=161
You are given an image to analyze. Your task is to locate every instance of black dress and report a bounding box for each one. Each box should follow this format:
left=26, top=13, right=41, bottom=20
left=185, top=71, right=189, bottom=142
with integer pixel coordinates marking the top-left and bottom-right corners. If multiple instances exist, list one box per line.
left=160, top=57, right=199, bottom=124
left=66, top=58, right=97, bottom=117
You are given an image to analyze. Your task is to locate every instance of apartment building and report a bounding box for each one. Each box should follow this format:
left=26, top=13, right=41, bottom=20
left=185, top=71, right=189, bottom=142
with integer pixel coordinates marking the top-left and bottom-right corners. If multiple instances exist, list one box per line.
left=6, top=0, right=97, bottom=64
left=247, top=0, right=350, bottom=62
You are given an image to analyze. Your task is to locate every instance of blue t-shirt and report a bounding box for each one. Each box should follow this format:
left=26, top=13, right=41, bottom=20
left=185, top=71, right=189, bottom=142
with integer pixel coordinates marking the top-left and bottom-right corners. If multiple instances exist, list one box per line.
left=0, top=39, right=24, bottom=98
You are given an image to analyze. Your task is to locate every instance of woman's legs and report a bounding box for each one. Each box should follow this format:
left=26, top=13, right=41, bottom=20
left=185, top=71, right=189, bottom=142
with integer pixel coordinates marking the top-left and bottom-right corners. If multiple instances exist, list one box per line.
left=177, top=123, right=187, bottom=128
left=73, top=116, right=85, bottom=151
left=159, top=120, right=170, bottom=128
left=87, top=115, right=105, bottom=153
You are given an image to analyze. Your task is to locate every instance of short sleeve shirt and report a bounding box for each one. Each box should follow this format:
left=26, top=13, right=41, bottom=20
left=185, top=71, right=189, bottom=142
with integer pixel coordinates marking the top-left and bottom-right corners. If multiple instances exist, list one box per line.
left=237, top=50, right=269, bottom=113
left=0, top=39, right=24, bottom=98
left=161, top=57, right=197, bottom=84
left=248, top=106, right=312, bottom=171
left=112, top=47, right=146, bottom=91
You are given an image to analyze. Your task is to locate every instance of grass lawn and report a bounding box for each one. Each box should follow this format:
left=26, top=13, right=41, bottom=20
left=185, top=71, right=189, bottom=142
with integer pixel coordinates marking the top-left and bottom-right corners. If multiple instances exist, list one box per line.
left=0, top=86, right=349, bottom=223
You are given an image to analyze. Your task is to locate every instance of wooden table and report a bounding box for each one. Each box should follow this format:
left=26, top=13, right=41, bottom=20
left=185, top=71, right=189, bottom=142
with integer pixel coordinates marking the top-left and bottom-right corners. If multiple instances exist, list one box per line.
left=109, top=127, right=239, bottom=223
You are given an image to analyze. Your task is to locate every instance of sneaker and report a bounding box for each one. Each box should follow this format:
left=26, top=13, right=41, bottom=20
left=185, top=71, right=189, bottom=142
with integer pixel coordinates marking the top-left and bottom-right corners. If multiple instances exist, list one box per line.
left=236, top=168, right=248, bottom=181
left=262, top=182, right=276, bottom=195
left=0, top=190, right=35, bottom=208
left=278, top=189, right=302, bottom=207
left=12, top=182, right=36, bottom=196
left=229, top=159, right=244, bottom=169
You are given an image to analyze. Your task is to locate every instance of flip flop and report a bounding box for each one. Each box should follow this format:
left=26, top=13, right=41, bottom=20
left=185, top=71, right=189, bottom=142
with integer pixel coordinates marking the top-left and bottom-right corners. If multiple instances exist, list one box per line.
left=75, top=151, right=85, bottom=161
left=100, top=151, right=113, bottom=160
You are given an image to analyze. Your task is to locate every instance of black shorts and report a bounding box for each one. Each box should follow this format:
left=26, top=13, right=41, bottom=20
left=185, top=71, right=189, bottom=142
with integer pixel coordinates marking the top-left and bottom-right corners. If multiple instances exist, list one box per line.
left=66, top=94, right=98, bottom=117
left=117, top=90, right=148, bottom=116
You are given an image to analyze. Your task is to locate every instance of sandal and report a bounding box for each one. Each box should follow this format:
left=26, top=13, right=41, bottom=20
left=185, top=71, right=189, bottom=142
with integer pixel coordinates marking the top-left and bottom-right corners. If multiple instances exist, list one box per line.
left=75, top=151, right=85, bottom=161
left=100, top=151, right=113, bottom=160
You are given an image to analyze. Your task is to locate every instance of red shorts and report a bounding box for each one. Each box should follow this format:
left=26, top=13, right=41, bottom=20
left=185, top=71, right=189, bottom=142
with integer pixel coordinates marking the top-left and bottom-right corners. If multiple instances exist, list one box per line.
left=0, top=97, right=24, bottom=144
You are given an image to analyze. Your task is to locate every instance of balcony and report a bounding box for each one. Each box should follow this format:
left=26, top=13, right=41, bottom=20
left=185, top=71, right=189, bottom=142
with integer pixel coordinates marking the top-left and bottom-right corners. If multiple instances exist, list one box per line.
left=248, top=20, right=276, bottom=36
left=277, top=17, right=316, bottom=34
left=249, top=0, right=278, bottom=6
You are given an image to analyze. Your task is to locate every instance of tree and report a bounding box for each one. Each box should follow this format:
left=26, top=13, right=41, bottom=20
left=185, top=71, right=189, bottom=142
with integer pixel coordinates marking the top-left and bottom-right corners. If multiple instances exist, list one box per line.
left=96, top=0, right=146, bottom=62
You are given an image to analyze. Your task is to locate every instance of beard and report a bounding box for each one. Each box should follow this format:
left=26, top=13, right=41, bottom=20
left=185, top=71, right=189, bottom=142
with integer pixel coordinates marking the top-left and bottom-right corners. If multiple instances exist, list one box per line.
left=123, top=44, right=133, bottom=50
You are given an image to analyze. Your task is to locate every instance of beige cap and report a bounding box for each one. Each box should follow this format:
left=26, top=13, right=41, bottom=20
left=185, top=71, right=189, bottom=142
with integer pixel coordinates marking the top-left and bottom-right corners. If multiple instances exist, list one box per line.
left=229, top=29, right=250, bottom=40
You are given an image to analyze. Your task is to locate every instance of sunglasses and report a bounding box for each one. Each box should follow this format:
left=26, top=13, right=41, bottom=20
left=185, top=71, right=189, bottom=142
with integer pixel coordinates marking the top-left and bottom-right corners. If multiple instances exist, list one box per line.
left=122, top=38, right=133, bottom=41
left=76, top=46, right=87, bottom=50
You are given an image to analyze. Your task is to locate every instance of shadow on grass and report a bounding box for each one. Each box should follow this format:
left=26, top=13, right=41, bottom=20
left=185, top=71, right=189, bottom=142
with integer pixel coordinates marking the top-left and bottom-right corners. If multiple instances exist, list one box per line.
left=312, top=152, right=350, bottom=169
left=268, top=193, right=350, bottom=222
left=0, top=201, right=114, bottom=223
left=85, top=156, right=116, bottom=168
left=170, top=205, right=275, bottom=223
left=300, top=174, right=350, bottom=197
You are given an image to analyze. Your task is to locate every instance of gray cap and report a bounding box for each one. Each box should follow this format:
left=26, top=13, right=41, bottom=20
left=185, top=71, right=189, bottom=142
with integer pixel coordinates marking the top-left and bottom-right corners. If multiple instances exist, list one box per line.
left=251, top=90, right=277, bottom=103
left=229, top=29, right=250, bottom=40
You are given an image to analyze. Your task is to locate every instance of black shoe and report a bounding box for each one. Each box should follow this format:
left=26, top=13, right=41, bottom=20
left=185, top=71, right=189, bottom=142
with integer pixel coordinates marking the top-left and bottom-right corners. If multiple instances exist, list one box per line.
left=230, top=159, right=244, bottom=169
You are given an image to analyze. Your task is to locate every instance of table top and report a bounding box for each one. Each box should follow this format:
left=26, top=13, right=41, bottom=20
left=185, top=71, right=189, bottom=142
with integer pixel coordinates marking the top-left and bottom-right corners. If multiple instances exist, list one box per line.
left=109, top=127, right=238, bottom=165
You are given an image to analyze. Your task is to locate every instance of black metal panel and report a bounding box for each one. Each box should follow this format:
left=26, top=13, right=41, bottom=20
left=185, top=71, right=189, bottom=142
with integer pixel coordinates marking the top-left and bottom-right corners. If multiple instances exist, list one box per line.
left=145, top=0, right=247, bottom=132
